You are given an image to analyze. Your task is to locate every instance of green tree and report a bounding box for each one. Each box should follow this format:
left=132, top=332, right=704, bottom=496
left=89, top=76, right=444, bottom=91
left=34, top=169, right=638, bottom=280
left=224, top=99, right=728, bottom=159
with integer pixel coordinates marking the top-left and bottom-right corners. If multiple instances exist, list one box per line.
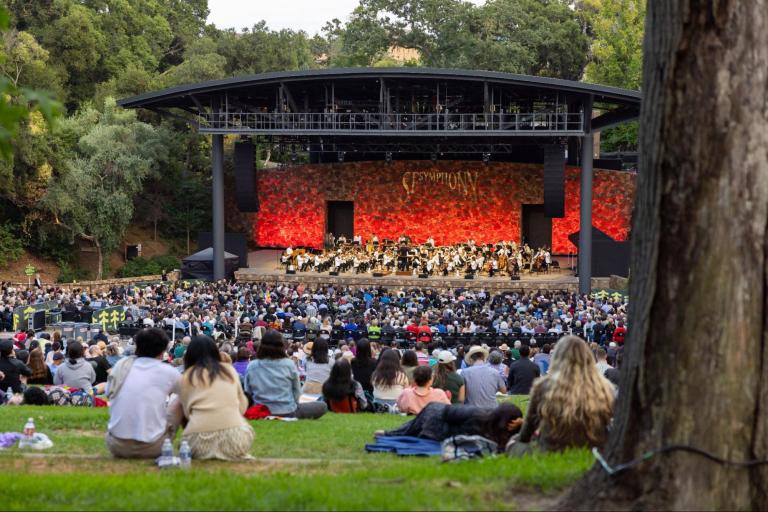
left=43, top=98, right=164, bottom=279
left=580, top=0, right=645, bottom=151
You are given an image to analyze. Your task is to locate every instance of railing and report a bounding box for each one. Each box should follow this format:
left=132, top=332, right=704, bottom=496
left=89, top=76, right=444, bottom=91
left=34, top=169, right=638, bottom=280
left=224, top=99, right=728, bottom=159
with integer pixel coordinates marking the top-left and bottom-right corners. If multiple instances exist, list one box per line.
left=197, top=111, right=584, bottom=135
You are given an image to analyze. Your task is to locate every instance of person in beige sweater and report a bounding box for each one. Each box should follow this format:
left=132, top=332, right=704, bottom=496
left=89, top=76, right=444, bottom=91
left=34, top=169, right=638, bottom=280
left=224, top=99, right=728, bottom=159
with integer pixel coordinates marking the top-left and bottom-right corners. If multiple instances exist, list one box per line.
left=179, top=336, right=254, bottom=461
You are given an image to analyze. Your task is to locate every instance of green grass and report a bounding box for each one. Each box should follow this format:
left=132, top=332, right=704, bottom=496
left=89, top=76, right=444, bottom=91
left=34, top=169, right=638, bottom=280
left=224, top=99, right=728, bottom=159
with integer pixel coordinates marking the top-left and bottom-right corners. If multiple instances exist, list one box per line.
left=0, top=405, right=591, bottom=511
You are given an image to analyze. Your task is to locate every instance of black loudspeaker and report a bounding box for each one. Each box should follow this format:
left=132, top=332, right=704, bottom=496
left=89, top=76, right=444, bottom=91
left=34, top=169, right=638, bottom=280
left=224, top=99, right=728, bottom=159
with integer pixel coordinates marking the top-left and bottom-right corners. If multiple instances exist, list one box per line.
left=418, top=273, right=428, bottom=279
left=510, top=275, right=520, bottom=281
left=329, top=271, right=339, bottom=276
left=464, top=274, right=474, bottom=280
left=286, top=270, right=296, bottom=275
left=543, top=144, right=565, bottom=218
left=373, top=272, right=384, bottom=277
left=234, top=141, right=259, bottom=212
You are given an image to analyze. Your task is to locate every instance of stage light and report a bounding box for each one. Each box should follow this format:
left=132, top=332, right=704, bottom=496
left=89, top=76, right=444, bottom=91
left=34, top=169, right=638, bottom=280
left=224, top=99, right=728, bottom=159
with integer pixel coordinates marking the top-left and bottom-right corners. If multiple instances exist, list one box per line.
left=431, top=152, right=437, bottom=163
left=290, top=152, right=298, bottom=163
left=482, top=152, right=490, bottom=163
left=385, top=152, right=392, bottom=163
left=337, top=151, right=345, bottom=162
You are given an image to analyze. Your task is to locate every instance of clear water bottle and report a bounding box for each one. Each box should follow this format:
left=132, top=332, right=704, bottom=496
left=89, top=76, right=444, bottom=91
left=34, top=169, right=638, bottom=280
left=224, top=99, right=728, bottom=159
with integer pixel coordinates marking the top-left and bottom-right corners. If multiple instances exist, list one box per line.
left=23, top=417, right=35, bottom=437
left=179, top=440, right=192, bottom=469
left=161, top=438, right=173, bottom=461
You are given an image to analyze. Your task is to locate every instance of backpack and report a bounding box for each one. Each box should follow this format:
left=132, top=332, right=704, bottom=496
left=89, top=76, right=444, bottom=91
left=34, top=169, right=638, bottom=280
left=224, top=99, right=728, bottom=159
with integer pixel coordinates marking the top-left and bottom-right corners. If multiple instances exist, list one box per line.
left=441, top=435, right=498, bottom=462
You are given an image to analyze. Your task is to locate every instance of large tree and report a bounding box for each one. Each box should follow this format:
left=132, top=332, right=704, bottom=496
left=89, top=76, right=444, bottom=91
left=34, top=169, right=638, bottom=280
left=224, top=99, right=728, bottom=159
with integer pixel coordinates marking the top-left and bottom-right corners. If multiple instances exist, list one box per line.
left=43, top=98, right=165, bottom=279
left=560, top=1, right=768, bottom=509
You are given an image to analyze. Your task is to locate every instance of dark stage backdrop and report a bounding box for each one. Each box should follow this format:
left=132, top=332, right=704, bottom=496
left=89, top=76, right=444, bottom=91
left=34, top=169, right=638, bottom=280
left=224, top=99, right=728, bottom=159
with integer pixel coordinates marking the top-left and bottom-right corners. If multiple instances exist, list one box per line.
left=253, top=161, right=635, bottom=253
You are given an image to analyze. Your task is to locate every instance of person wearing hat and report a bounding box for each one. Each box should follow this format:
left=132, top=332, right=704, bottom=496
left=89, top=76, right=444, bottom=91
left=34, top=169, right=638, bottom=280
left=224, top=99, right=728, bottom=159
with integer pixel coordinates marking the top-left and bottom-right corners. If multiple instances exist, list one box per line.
left=0, top=338, right=31, bottom=394
left=461, top=345, right=506, bottom=409
left=432, top=351, right=465, bottom=404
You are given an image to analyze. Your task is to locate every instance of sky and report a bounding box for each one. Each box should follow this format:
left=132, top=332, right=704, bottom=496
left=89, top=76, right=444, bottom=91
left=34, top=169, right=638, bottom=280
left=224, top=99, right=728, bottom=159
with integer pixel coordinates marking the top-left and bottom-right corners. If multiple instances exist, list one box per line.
left=207, top=0, right=486, bottom=35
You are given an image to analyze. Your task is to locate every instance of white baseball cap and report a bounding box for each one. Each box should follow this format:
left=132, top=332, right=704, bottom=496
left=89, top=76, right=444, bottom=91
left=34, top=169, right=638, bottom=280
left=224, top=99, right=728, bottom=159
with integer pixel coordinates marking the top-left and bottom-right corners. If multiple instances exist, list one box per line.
left=438, top=350, right=457, bottom=364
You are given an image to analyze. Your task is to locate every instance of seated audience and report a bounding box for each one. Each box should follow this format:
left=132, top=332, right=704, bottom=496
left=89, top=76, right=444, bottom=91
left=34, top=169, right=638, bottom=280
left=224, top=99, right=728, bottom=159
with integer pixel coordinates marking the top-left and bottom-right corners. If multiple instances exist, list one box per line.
left=302, top=339, right=333, bottom=394
left=396, top=365, right=450, bottom=415
left=371, top=349, right=409, bottom=405
left=244, top=331, right=326, bottom=419
left=27, top=348, right=53, bottom=385
left=432, top=351, right=465, bottom=404
left=180, top=336, right=254, bottom=460
left=106, top=328, right=182, bottom=459
left=508, top=336, right=615, bottom=455
left=54, top=341, right=96, bottom=393
left=322, top=358, right=368, bottom=413
left=350, top=338, right=378, bottom=394
left=507, top=345, right=540, bottom=395
left=0, top=339, right=31, bottom=393
left=461, top=346, right=507, bottom=408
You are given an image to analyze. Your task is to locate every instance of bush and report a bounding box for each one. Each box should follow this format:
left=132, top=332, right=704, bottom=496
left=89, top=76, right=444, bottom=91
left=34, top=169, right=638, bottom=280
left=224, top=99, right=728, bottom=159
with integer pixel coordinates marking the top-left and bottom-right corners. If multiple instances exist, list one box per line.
left=0, top=223, right=24, bottom=268
left=119, top=254, right=180, bottom=278
left=57, top=260, right=88, bottom=283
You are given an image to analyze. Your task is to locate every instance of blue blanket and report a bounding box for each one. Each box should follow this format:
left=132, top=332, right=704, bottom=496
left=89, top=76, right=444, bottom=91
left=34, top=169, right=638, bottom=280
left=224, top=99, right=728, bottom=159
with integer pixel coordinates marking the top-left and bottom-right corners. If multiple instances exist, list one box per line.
left=365, top=436, right=442, bottom=456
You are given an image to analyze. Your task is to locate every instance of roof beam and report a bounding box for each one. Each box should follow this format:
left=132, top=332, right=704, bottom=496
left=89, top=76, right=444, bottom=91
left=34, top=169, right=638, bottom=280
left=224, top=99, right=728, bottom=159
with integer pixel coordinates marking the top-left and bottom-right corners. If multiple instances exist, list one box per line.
left=591, top=106, right=640, bottom=131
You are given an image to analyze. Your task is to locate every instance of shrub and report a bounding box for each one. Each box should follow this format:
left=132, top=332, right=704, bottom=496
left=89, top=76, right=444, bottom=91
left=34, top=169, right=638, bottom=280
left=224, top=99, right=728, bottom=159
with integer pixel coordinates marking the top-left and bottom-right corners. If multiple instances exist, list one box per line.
left=57, top=260, right=89, bottom=283
left=119, top=254, right=180, bottom=278
left=0, top=223, right=24, bottom=268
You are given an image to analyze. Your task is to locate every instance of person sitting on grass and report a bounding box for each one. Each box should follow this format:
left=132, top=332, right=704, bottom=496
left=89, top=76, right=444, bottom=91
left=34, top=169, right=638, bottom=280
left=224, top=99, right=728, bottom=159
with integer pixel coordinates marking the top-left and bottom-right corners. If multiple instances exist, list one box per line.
left=302, top=339, right=333, bottom=395
left=432, top=351, right=465, bottom=404
left=396, top=365, right=450, bottom=415
left=0, top=339, right=30, bottom=394
left=322, top=358, right=368, bottom=413
left=400, top=350, right=419, bottom=385
left=26, top=348, right=53, bottom=385
left=377, top=402, right=524, bottom=451
left=371, top=348, right=409, bottom=406
left=244, top=330, right=327, bottom=419
left=53, top=341, right=96, bottom=394
left=507, top=335, right=615, bottom=456
left=105, top=328, right=182, bottom=459
left=179, top=336, right=254, bottom=460
left=461, top=346, right=507, bottom=409
left=350, top=338, right=378, bottom=394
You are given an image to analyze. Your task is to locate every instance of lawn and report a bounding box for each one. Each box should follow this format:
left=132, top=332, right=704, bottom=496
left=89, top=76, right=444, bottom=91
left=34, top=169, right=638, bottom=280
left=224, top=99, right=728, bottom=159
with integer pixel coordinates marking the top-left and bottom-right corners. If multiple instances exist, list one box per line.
left=0, top=399, right=592, bottom=511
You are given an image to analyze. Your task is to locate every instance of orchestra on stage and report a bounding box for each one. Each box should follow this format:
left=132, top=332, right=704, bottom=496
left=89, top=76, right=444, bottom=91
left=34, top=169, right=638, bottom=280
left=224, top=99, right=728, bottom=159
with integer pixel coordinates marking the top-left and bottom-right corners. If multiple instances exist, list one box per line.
left=280, top=234, right=554, bottom=278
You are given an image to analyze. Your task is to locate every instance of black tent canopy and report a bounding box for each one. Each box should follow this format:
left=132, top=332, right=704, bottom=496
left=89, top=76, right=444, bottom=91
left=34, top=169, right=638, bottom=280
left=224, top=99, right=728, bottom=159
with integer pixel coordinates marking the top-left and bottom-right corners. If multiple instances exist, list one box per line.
left=181, top=248, right=239, bottom=281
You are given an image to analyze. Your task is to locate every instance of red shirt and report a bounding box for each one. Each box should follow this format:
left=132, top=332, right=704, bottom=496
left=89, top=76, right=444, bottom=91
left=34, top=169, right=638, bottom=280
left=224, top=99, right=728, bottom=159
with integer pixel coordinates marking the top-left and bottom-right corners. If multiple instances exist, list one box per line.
left=612, top=326, right=627, bottom=344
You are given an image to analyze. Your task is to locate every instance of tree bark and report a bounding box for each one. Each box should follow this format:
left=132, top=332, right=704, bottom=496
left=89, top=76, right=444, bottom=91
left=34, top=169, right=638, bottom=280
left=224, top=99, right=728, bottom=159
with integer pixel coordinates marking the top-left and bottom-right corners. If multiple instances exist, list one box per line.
left=559, top=1, right=768, bottom=510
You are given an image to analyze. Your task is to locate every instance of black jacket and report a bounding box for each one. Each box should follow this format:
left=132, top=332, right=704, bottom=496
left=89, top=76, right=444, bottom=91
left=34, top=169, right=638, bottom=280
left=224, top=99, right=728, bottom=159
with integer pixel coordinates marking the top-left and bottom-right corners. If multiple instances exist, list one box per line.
left=0, top=356, right=32, bottom=393
left=507, top=358, right=540, bottom=395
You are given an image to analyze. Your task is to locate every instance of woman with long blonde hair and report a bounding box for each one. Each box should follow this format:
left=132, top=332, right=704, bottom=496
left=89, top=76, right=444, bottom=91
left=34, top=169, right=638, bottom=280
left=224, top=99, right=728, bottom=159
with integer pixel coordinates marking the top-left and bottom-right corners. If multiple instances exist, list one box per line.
left=509, top=336, right=614, bottom=454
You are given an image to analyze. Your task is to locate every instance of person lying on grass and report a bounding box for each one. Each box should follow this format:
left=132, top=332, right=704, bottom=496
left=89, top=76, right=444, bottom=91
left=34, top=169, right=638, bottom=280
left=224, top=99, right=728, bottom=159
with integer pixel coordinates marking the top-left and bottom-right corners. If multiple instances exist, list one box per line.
left=396, top=365, right=450, bottom=415
left=179, top=336, right=254, bottom=460
left=506, top=335, right=614, bottom=457
left=376, top=402, right=523, bottom=451
left=106, top=328, right=183, bottom=459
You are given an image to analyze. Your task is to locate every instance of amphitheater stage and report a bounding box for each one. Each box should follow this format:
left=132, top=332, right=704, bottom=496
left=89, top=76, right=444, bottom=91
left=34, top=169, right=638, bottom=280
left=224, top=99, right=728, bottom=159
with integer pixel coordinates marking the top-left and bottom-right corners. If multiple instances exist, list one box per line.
left=235, top=250, right=583, bottom=292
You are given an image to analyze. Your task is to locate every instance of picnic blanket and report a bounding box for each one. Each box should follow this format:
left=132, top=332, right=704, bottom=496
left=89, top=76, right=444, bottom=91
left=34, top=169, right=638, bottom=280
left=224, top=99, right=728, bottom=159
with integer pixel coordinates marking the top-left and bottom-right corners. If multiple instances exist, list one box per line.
left=365, top=436, right=442, bottom=456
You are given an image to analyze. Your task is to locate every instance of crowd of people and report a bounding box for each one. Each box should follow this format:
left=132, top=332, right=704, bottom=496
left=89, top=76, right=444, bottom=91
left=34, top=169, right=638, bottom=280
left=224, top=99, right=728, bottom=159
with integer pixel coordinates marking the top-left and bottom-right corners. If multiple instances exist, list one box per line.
left=0, top=278, right=627, bottom=461
left=282, top=235, right=554, bottom=277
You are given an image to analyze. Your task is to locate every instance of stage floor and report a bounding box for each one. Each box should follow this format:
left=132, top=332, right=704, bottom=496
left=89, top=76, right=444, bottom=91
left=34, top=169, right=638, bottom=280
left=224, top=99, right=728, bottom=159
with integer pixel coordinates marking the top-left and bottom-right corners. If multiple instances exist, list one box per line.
left=236, top=250, right=579, bottom=291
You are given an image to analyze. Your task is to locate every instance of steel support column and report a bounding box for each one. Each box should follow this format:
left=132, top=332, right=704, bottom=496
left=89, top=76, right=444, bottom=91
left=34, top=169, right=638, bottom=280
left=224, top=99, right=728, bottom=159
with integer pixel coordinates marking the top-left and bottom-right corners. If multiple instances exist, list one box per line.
left=212, top=133, right=225, bottom=281
left=579, top=132, right=593, bottom=295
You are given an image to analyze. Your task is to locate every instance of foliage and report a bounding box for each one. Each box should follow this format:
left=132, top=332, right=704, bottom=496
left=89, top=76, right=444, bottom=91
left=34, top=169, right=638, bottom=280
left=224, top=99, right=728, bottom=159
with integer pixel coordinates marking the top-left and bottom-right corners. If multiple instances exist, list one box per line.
left=56, top=259, right=88, bottom=283
left=118, top=254, right=180, bottom=277
left=0, top=222, right=22, bottom=268
left=42, top=97, right=166, bottom=280
left=0, top=405, right=591, bottom=510
left=580, top=0, right=645, bottom=151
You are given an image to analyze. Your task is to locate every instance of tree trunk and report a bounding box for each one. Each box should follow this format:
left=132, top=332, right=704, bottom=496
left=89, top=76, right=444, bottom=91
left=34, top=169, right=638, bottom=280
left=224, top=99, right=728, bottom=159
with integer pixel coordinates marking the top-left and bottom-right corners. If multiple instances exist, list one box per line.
left=95, top=239, right=103, bottom=281
left=559, top=2, right=768, bottom=510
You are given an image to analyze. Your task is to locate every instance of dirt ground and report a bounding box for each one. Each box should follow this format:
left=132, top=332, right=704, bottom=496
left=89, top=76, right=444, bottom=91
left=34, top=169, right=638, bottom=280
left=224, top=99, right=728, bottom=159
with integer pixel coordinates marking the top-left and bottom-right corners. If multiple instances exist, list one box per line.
left=0, top=226, right=178, bottom=284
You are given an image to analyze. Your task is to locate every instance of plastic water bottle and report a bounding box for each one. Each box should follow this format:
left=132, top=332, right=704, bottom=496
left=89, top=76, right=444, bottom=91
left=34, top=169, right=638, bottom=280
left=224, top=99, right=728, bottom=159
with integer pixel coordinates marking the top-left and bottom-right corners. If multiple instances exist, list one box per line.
left=161, top=438, right=173, bottom=461
left=23, top=417, right=35, bottom=437
left=179, top=440, right=192, bottom=469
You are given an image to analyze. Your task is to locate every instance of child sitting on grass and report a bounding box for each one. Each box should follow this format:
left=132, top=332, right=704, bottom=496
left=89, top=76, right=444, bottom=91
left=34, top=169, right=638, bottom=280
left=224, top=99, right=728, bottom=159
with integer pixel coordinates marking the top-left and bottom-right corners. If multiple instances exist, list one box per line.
left=396, top=365, right=451, bottom=415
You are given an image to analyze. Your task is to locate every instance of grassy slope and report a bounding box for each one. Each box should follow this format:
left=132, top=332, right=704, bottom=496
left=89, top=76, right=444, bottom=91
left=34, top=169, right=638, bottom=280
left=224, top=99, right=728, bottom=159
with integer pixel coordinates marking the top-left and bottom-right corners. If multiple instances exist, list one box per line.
left=0, top=400, right=592, bottom=511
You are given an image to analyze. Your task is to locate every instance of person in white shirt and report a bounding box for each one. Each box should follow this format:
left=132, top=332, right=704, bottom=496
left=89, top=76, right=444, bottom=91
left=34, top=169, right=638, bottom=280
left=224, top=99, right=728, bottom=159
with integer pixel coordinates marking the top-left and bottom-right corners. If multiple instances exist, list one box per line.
left=106, top=328, right=182, bottom=459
